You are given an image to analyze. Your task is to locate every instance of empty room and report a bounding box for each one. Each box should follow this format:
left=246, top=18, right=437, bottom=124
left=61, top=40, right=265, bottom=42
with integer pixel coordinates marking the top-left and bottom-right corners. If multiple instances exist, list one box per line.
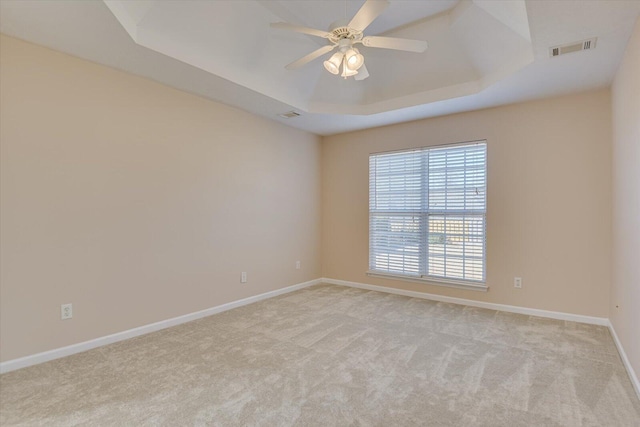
left=1, top=0, right=639, bottom=425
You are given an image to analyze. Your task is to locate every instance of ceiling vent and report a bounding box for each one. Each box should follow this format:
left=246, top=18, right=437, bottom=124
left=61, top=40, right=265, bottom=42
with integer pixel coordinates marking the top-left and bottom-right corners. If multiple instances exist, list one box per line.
left=550, top=38, right=597, bottom=57
left=278, top=111, right=301, bottom=119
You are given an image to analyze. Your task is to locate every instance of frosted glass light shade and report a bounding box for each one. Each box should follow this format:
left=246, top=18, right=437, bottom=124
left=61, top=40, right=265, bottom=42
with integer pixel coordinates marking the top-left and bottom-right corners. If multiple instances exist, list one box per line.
left=341, top=61, right=359, bottom=77
left=344, top=48, right=364, bottom=70
left=323, top=52, right=343, bottom=75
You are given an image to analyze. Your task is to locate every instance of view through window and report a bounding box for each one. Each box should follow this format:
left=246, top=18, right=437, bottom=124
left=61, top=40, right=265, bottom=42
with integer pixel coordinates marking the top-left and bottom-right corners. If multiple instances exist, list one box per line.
left=368, top=141, right=487, bottom=283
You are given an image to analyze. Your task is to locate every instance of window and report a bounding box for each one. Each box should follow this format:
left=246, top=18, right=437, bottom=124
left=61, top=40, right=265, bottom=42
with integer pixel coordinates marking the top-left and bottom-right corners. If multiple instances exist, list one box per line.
left=368, top=141, right=487, bottom=290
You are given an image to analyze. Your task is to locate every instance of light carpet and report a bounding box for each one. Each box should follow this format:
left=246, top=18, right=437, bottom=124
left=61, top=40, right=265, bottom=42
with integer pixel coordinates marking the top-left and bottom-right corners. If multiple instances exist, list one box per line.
left=1, top=284, right=639, bottom=426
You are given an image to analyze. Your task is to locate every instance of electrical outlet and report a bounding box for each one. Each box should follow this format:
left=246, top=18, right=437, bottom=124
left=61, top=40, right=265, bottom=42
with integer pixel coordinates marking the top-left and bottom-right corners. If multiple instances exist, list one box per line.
left=241, top=272, right=247, bottom=283
left=514, top=277, right=522, bottom=288
left=296, top=261, right=301, bottom=270
left=61, top=303, right=73, bottom=320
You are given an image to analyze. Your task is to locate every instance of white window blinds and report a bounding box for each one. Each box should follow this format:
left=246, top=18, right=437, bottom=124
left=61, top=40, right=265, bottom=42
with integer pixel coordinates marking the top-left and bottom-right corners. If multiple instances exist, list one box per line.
left=369, top=141, right=487, bottom=283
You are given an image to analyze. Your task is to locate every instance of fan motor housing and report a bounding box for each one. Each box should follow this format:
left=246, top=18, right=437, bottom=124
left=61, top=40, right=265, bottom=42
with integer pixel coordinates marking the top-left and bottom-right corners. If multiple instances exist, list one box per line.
left=328, top=19, right=362, bottom=43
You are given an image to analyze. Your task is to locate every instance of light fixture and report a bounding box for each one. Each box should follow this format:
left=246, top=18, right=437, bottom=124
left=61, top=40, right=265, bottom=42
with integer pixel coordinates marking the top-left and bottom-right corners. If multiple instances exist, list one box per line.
left=272, top=0, right=429, bottom=81
left=344, top=48, right=364, bottom=70
left=341, top=60, right=359, bottom=78
left=323, top=52, right=344, bottom=75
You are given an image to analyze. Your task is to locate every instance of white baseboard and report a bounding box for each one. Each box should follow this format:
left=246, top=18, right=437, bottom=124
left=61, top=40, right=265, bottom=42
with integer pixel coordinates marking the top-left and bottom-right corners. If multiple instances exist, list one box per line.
left=1, top=277, right=625, bottom=383
left=322, top=277, right=610, bottom=326
left=0, top=278, right=322, bottom=374
left=608, top=321, right=640, bottom=400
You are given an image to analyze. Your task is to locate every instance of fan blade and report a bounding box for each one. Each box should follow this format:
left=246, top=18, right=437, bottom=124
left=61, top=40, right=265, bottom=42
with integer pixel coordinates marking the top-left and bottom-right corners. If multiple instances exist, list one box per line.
left=285, top=45, right=336, bottom=70
left=270, top=22, right=331, bottom=39
left=349, top=0, right=390, bottom=32
left=362, top=36, right=428, bottom=52
left=354, top=64, right=369, bottom=81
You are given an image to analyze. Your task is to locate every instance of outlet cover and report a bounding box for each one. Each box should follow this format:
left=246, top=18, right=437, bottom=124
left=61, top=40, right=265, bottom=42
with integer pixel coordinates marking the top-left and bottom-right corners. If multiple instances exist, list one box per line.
left=61, top=303, right=73, bottom=320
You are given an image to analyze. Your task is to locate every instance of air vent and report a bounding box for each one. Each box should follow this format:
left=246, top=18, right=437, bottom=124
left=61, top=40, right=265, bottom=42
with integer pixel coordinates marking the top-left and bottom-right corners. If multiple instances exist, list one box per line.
left=278, top=111, right=301, bottom=119
left=550, top=38, right=597, bottom=57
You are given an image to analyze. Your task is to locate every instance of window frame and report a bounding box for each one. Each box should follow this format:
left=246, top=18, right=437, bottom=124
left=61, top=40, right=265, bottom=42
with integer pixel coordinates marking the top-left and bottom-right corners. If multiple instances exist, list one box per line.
left=367, top=140, right=488, bottom=292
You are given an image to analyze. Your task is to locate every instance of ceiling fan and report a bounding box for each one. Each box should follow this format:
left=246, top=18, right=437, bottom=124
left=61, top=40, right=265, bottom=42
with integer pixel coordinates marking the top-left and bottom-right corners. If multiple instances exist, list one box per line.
left=271, top=0, right=428, bottom=80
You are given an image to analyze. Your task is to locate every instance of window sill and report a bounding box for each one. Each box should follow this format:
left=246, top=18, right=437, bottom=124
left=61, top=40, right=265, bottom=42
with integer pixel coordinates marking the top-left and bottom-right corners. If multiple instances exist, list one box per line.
left=366, top=271, right=489, bottom=292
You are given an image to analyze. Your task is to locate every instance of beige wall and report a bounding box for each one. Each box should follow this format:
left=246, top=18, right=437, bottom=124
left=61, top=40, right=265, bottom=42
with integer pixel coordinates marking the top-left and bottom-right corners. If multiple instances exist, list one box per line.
left=0, top=30, right=624, bottom=365
left=0, top=35, right=322, bottom=362
left=611, top=17, right=640, bottom=380
left=322, top=90, right=612, bottom=317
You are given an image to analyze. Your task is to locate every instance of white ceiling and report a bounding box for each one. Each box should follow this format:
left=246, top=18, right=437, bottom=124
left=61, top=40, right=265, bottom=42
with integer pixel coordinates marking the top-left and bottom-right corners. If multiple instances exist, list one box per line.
left=1, top=0, right=639, bottom=135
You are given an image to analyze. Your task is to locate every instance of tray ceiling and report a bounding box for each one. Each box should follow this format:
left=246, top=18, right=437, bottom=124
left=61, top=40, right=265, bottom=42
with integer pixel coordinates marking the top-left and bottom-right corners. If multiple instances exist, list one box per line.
left=104, top=0, right=533, bottom=115
left=1, top=0, right=639, bottom=135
